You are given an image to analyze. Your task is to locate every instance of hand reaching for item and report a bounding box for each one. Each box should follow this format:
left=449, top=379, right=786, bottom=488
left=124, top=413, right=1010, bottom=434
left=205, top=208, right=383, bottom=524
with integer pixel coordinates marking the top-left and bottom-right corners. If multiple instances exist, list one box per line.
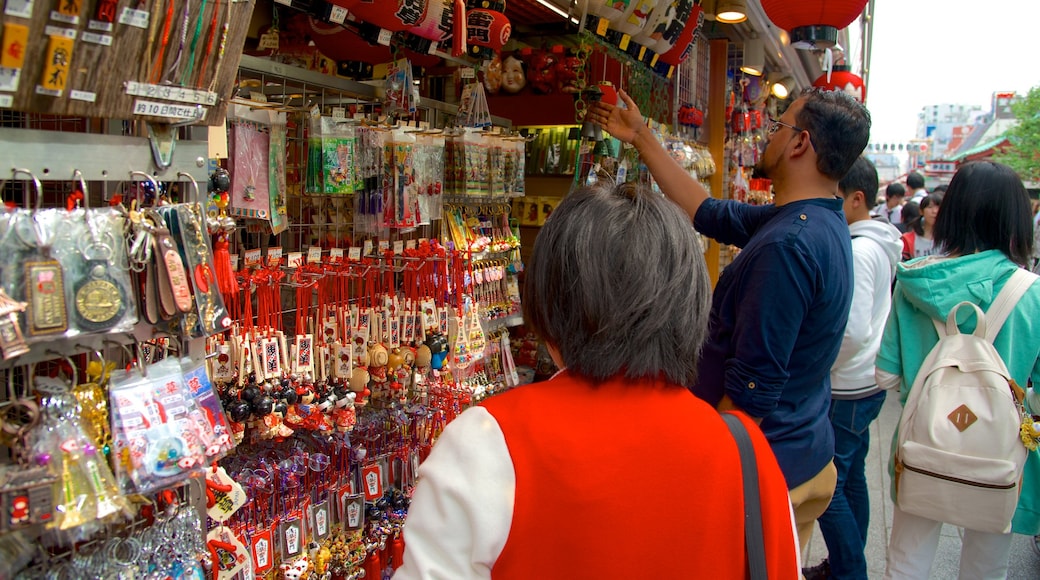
left=586, top=89, right=646, bottom=145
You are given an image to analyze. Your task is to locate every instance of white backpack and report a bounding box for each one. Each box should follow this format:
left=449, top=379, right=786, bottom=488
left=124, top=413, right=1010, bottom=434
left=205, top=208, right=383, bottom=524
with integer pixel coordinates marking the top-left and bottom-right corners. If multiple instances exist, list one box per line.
left=895, top=268, right=1037, bottom=534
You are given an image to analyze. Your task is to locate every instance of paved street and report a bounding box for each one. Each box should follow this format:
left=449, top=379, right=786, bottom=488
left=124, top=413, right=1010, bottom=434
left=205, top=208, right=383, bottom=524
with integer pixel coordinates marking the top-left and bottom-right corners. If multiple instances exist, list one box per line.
left=802, top=393, right=1040, bottom=578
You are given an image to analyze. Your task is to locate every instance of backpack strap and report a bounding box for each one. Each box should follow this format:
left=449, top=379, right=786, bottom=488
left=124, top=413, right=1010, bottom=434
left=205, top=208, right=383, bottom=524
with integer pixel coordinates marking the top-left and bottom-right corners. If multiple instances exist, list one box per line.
left=983, top=269, right=1038, bottom=342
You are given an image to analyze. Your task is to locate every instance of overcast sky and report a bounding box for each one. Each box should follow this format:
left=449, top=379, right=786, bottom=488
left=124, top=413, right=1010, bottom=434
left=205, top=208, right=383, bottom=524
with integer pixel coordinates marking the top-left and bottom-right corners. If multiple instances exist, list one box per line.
left=866, top=0, right=1040, bottom=144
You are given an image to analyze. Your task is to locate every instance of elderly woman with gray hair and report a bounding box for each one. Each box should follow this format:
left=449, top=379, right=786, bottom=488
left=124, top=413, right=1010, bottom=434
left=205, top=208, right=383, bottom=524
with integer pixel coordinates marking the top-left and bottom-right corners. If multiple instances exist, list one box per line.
left=395, top=183, right=800, bottom=580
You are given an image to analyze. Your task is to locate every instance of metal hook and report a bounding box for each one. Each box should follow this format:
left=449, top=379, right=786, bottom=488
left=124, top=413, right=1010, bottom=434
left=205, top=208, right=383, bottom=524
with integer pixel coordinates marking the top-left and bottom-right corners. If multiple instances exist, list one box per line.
left=71, top=169, right=89, bottom=209
left=11, top=168, right=43, bottom=211
left=176, top=171, right=200, bottom=205
left=103, top=338, right=146, bottom=378
left=128, top=170, right=160, bottom=208
left=42, top=350, right=79, bottom=388
left=169, top=105, right=206, bottom=128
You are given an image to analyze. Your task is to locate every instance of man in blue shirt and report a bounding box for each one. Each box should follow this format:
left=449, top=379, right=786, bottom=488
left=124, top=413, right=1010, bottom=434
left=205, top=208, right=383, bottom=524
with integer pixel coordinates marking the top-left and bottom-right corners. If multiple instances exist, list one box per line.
left=588, top=88, right=871, bottom=556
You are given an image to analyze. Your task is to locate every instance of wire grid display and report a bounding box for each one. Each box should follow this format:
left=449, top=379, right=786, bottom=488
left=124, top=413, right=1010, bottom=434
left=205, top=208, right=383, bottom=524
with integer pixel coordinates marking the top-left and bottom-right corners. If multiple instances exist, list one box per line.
left=674, top=35, right=710, bottom=143
left=233, top=68, right=450, bottom=259
left=0, top=112, right=96, bottom=208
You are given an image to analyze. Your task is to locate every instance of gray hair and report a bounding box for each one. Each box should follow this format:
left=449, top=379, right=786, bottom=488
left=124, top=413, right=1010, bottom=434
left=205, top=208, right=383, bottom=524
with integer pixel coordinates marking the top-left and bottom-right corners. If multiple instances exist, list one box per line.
left=522, top=182, right=712, bottom=386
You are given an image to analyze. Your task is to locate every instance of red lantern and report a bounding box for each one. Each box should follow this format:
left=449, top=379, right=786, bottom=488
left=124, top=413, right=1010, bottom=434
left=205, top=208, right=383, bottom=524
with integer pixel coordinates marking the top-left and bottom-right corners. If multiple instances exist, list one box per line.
left=306, top=18, right=440, bottom=68
left=307, top=18, right=394, bottom=63
left=760, top=0, right=867, bottom=49
left=657, top=5, right=703, bottom=66
left=466, top=9, right=511, bottom=58
left=812, top=65, right=866, bottom=103
left=347, top=0, right=430, bottom=32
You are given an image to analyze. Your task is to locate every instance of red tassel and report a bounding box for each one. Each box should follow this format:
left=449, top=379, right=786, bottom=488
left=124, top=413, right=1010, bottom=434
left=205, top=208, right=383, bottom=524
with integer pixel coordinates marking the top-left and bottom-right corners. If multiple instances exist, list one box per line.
left=364, top=550, right=382, bottom=580
left=213, top=234, right=237, bottom=312
left=390, top=533, right=405, bottom=570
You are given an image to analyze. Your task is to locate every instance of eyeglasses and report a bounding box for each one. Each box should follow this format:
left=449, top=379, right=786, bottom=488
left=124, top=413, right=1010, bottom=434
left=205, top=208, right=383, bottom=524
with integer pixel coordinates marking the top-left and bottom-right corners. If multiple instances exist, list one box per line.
left=766, top=117, right=806, bottom=137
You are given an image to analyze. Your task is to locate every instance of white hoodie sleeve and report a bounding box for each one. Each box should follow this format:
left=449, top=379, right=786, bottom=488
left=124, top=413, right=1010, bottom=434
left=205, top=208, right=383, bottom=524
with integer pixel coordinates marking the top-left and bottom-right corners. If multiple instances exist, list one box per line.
left=832, top=237, right=881, bottom=372
left=876, top=368, right=901, bottom=391
left=394, top=407, right=514, bottom=580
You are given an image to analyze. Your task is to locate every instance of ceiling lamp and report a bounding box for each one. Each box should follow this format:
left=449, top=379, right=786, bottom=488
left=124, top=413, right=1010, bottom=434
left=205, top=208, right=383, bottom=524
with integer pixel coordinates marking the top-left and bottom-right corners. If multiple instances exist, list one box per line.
left=740, top=37, right=764, bottom=76
left=812, top=64, right=866, bottom=103
left=771, top=76, right=794, bottom=99
left=760, top=0, right=868, bottom=49
left=715, top=0, right=747, bottom=24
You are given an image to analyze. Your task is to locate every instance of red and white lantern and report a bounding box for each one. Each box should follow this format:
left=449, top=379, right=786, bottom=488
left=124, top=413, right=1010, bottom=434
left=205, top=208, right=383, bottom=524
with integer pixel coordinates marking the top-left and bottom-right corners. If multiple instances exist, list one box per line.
left=760, top=0, right=868, bottom=49
left=812, top=65, right=866, bottom=103
left=466, top=8, right=511, bottom=58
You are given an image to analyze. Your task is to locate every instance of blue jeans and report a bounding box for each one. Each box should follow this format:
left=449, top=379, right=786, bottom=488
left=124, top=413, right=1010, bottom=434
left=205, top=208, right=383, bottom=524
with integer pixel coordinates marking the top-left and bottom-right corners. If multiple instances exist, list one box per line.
left=817, top=390, right=887, bottom=580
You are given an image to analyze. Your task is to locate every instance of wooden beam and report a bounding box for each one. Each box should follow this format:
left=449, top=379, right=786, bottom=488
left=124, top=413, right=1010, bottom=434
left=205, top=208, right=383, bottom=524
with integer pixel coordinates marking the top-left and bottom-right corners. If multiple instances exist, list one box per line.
left=706, top=38, right=729, bottom=286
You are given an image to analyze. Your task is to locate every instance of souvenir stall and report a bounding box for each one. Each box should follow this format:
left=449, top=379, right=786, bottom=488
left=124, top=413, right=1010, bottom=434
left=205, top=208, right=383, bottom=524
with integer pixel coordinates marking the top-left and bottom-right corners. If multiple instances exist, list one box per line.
left=0, top=1, right=869, bottom=578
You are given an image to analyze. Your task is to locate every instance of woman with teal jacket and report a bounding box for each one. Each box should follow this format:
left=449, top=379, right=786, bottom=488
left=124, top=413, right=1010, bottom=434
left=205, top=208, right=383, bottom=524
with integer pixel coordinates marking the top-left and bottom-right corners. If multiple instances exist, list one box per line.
left=875, top=161, right=1040, bottom=580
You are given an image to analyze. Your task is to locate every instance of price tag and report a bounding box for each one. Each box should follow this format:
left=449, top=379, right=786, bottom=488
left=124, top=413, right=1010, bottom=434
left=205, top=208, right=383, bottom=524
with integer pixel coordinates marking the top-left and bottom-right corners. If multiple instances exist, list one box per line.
left=348, top=247, right=361, bottom=262
left=393, top=241, right=404, bottom=255
left=70, top=90, right=96, bottom=102
left=596, top=17, right=609, bottom=36
left=362, top=240, right=373, bottom=257
left=650, top=53, right=659, bottom=68
left=377, top=240, right=390, bottom=252
left=309, top=104, right=320, bottom=119
left=49, top=10, right=79, bottom=25
left=377, top=29, right=393, bottom=46
left=88, top=20, right=114, bottom=32
left=0, top=68, right=21, bottom=93
left=619, top=34, right=631, bottom=51
left=331, top=106, right=346, bottom=119
left=118, top=7, right=150, bottom=29
left=244, top=248, right=262, bottom=267
left=459, top=68, right=475, bottom=79
left=43, top=25, right=77, bottom=39
left=287, top=252, right=303, bottom=268
left=257, top=31, right=279, bottom=51
left=0, top=95, right=12, bottom=108
left=267, top=247, right=283, bottom=266
left=307, top=246, right=322, bottom=264
left=328, top=5, right=348, bottom=24
left=637, top=46, right=646, bottom=60
left=229, top=255, right=240, bottom=271
left=4, top=0, right=34, bottom=19
left=329, top=248, right=344, bottom=263
left=405, top=239, right=417, bottom=250
left=81, top=32, right=113, bottom=46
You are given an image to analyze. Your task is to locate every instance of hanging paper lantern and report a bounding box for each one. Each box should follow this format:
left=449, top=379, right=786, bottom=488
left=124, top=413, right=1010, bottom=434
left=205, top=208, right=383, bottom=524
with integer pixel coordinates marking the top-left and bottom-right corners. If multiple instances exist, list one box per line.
left=306, top=18, right=440, bottom=68
left=308, top=18, right=394, bottom=63
left=635, top=0, right=694, bottom=54
left=657, top=4, right=703, bottom=67
left=759, top=0, right=868, bottom=49
left=408, top=0, right=455, bottom=42
left=466, top=8, right=511, bottom=59
left=348, top=0, right=431, bottom=32
left=812, top=64, right=866, bottom=103
left=611, top=0, right=666, bottom=36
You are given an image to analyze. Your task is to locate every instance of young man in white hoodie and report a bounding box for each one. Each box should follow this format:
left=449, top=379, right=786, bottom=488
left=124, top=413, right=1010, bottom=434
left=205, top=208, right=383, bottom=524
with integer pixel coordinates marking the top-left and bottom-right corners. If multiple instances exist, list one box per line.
left=807, top=157, right=903, bottom=580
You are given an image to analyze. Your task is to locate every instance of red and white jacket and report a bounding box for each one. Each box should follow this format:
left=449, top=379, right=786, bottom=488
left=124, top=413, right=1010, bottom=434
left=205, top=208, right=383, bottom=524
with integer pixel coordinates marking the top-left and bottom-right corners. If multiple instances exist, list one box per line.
left=395, top=370, right=800, bottom=579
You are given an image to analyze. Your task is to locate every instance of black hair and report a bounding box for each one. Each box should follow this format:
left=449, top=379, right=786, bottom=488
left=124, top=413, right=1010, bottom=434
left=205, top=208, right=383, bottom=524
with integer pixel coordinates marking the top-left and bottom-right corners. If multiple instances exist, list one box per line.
left=838, top=156, right=880, bottom=207
left=931, top=184, right=948, bottom=194
left=794, top=88, right=871, bottom=180
left=908, top=194, right=941, bottom=235
left=522, top=182, right=712, bottom=386
left=934, top=161, right=1034, bottom=267
left=907, top=172, right=925, bottom=189
left=886, top=182, right=906, bottom=199
left=901, top=201, right=921, bottom=234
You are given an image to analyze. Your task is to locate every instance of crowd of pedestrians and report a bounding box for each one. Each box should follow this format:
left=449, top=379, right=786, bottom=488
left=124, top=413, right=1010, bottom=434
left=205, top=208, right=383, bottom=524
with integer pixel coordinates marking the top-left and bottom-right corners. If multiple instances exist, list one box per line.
left=396, top=93, right=1040, bottom=579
